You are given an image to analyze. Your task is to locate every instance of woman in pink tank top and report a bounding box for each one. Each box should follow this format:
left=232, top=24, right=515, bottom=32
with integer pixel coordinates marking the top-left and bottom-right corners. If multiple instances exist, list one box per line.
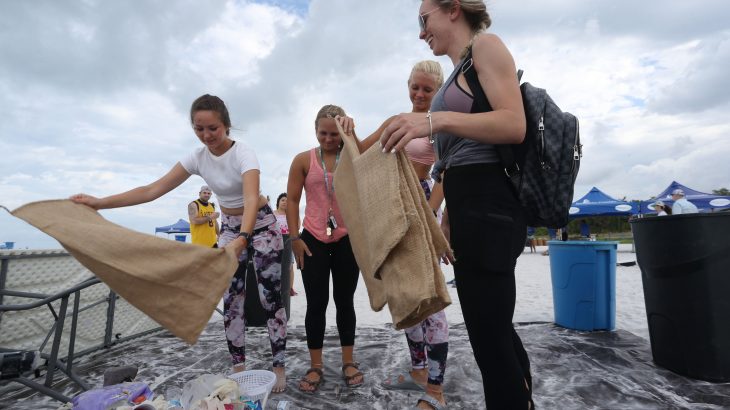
left=286, top=104, right=364, bottom=393
left=274, top=193, right=298, bottom=300
left=358, top=61, right=451, bottom=409
left=359, top=61, right=446, bottom=217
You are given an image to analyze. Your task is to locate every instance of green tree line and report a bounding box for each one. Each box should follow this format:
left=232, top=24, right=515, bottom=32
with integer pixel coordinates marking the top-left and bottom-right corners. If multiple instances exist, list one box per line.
left=532, top=216, right=631, bottom=237
left=528, top=187, right=729, bottom=237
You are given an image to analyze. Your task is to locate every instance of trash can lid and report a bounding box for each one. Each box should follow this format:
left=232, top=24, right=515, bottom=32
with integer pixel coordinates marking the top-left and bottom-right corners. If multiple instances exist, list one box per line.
left=548, top=240, right=618, bottom=247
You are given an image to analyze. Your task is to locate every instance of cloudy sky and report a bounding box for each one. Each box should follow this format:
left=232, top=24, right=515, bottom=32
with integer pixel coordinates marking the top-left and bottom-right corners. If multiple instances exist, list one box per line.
left=2, top=0, right=729, bottom=248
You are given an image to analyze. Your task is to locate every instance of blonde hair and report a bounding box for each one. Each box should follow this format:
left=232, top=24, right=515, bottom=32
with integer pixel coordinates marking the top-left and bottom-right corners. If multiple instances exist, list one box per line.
left=314, top=104, right=346, bottom=130
left=409, top=60, right=444, bottom=89
left=427, top=0, right=491, bottom=33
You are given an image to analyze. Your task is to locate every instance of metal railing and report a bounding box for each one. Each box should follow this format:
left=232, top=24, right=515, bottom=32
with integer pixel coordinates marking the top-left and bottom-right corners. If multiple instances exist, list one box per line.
left=0, top=251, right=162, bottom=403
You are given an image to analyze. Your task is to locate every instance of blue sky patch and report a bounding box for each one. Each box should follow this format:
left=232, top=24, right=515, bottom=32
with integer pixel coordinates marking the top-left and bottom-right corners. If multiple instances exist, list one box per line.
left=624, top=95, right=645, bottom=108
left=252, top=0, right=309, bottom=16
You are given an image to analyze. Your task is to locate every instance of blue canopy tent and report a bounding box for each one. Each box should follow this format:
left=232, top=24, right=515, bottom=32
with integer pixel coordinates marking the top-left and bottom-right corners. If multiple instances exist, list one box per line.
left=639, top=181, right=730, bottom=214
left=154, top=219, right=190, bottom=234
left=569, top=187, right=636, bottom=218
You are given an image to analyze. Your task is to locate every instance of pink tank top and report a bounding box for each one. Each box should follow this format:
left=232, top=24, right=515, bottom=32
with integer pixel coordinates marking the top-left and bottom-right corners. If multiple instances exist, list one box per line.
left=404, top=136, right=436, bottom=166
left=274, top=213, right=289, bottom=235
left=303, top=148, right=347, bottom=243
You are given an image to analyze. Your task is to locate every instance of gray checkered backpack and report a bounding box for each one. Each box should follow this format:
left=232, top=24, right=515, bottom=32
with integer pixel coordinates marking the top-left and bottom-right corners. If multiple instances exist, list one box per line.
left=462, top=48, right=581, bottom=228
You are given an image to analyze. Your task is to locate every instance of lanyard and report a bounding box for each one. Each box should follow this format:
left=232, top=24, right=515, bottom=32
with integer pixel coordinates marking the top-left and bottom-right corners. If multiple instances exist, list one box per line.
left=319, top=146, right=340, bottom=206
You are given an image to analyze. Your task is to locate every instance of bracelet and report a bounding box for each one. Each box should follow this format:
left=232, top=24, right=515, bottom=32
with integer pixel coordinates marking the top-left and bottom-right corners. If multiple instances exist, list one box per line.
left=290, top=236, right=302, bottom=242
left=426, top=110, right=434, bottom=144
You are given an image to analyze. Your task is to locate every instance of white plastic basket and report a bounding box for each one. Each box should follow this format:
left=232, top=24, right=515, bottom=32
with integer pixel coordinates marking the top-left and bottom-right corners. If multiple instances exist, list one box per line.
left=228, top=369, right=277, bottom=408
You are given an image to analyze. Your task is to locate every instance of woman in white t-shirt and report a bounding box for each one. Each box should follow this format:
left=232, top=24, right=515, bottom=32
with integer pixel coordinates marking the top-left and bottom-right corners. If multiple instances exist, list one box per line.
left=70, top=94, right=287, bottom=392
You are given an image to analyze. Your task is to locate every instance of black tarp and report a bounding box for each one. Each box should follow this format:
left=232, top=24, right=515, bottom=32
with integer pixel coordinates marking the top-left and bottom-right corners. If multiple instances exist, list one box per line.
left=3, top=322, right=730, bottom=409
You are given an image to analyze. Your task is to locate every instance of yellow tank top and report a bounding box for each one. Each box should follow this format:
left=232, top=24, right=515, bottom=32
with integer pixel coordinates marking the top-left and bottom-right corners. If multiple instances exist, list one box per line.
left=190, top=200, right=217, bottom=247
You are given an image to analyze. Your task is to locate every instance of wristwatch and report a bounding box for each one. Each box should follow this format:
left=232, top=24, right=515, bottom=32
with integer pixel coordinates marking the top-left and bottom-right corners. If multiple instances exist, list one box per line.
left=238, top=231, right=252, bottom=243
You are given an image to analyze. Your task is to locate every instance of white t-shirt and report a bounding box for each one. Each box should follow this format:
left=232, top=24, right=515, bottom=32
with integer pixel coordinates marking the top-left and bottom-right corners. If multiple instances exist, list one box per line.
left=672, top=198, right=699, bottom=215
left=180, top=141, right=259, bottom=208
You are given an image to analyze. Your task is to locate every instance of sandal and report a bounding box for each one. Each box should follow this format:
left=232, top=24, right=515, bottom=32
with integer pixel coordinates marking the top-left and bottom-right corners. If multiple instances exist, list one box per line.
left=380, top=372, right=425, bottom=391
left=341, top=362, right=364, bottom=388
left=298, top=367, right=324, bottom=393
left=413, top=393, right=446, bottom=410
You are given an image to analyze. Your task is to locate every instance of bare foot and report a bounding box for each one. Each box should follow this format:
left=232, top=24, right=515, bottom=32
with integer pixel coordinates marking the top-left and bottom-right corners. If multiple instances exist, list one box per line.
left=272, top=366, right=286, bottom=393
left=382, top=369, right=426, bottom=389
left=232, top=363, right=246, bottom=373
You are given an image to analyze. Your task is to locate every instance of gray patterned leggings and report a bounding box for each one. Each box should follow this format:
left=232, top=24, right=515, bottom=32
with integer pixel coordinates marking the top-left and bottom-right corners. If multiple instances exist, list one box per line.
left=402, top=179, right=449, bottom=385
left=218, top=205, right=287, bottom=367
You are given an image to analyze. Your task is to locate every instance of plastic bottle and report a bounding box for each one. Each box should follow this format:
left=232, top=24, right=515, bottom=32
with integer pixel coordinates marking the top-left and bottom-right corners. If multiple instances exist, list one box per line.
left=273, top=399, right=302, bottom=409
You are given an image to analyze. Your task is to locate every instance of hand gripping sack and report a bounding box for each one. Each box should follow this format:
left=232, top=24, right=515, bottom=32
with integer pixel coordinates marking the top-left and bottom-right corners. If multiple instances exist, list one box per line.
left=462, top=48, right=581, bottom=228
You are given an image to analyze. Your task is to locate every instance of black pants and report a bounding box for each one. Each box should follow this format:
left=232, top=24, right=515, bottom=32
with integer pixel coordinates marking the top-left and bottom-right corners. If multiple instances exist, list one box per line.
left=300, top=230, right=359, bottom=349
left=444, top=163, right=533, bottom=409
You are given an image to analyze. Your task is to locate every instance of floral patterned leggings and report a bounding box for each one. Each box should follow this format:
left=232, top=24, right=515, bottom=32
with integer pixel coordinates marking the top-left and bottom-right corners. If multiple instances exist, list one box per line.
left=218, top=205, right=287, bottom=368
left=403, top=179, right=449, bottom=385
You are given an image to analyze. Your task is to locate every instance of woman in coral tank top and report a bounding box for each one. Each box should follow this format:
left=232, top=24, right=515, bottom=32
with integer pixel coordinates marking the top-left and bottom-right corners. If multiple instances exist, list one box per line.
left=286, top=104, right=364, bottom=393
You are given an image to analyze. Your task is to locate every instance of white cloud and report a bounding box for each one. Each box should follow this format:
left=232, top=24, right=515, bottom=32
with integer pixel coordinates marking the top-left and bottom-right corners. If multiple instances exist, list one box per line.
left=2, top=0, right=730, bottom=248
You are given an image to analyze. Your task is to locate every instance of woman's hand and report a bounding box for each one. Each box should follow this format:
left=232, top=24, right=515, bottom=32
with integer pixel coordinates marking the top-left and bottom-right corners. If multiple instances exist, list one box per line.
left=225, top=236, right=248, bottom=259
left=291, top=237, right=312, bottom=270
left=379, top=112, right=431, bottom=153
left=69, top=194, right=102, bottom=210
left=441, top=249, right=455, bottom=265
left=335, top=115, right=356, bottom=136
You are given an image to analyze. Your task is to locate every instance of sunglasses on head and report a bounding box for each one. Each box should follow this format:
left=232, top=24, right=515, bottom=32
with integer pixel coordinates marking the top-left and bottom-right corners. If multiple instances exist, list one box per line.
left=418, top=7, right=440, bottom=31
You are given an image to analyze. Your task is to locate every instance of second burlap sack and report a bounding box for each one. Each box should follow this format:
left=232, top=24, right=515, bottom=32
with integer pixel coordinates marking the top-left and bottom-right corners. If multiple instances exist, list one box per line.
left=333, top=123, right=451, bottom=329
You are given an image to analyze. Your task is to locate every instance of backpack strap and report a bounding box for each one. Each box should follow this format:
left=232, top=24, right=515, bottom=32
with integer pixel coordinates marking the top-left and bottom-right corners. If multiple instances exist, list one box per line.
left=461, top=47, right=521, bottom=179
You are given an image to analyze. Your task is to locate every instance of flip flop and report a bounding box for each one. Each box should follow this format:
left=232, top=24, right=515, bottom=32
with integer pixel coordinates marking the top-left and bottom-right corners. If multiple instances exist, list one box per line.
left=298, top=368, right=324, bottom=394
left=341, top=362, right=364, bottom=388
left=412, top=393, right=446, bottom=410
left=380, top=372, right=425, bottom=392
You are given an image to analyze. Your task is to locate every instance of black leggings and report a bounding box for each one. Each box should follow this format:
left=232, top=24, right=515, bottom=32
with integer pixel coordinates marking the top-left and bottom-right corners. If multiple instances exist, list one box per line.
left=300, top=230, right=360, bottom=349
left=444, top=163, right=533, bottom=409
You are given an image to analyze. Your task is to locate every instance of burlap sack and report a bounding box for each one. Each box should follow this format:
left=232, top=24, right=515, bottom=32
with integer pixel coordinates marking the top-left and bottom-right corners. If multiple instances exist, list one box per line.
left=333, top=123, right=451, bottom=329
left=9, top=200, right=238, bottom=344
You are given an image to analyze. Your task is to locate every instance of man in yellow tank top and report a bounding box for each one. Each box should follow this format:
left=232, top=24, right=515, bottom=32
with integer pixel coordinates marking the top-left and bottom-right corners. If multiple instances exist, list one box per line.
left=188, top=185, right=219, bottom=247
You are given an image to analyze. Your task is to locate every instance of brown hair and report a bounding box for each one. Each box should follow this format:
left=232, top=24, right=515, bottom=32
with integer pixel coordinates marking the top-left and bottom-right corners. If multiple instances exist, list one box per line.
left=427, top=0, right=491, bottom=33
left=276, top=192, right=287, bottom=209
left=314, top=104, right=346, bottom=130
left=190, top=94, right=232, bottom=135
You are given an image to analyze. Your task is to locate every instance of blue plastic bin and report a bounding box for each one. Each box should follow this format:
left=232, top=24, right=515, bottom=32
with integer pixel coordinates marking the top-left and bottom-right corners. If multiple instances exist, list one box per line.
left=548, top=240, right=617, bottom=331
left=174, top=235, right=187, bottom=242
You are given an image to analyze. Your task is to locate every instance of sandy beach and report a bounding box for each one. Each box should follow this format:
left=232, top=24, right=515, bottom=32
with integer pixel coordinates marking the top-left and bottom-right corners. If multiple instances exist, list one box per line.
left=282, top=243, right=649, bottom=340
